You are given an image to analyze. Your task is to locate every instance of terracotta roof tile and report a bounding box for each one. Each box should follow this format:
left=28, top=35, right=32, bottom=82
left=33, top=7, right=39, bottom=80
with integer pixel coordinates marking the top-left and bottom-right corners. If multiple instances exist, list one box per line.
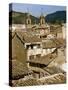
left=10, top=60, right=31, bottom=79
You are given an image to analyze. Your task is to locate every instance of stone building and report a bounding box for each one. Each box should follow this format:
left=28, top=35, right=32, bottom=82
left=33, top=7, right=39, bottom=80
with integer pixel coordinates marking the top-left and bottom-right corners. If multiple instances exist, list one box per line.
left=50, top=24, right=66, bottom=39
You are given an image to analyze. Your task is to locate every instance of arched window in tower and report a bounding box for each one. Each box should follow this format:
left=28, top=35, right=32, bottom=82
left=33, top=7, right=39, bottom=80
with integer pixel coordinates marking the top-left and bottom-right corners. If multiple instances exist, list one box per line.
left=40, top=16, right=45, bottom=25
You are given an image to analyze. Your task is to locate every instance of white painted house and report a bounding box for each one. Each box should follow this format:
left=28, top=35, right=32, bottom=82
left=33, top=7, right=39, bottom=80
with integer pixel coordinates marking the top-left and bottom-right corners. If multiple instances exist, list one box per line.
left=24, top=36, right=57, bottom=61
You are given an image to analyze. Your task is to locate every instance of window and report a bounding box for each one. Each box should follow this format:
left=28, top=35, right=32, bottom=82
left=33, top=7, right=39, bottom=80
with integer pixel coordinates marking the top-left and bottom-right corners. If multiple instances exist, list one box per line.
left=37, top=44, right=40, bottom=48
left=29, top=55, right=34, bottom=60
left=36, top=54, right=41, bottom=58
left=31, top=45, right=33, bottom=49
left=26, top=45, right=29, bottom=49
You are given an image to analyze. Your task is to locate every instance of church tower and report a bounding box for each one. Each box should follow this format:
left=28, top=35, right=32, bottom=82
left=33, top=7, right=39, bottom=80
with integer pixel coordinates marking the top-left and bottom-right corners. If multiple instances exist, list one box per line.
left=26, top=11, right=31, bottom=25
left=40, top=8, right=45, bottom=25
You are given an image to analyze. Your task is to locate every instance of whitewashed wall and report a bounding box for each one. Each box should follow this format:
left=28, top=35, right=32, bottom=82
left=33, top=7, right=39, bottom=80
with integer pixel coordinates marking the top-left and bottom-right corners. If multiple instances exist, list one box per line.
left=41, top=48, right=56, bottom=56
left=27, top=46, right=56, bottom=60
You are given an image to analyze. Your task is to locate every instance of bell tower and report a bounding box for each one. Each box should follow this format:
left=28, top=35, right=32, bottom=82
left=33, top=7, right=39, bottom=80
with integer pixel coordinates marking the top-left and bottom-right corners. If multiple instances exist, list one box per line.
left=26, top=9, right=31, bottom=25
left=40, top=8, right=45, bottom=25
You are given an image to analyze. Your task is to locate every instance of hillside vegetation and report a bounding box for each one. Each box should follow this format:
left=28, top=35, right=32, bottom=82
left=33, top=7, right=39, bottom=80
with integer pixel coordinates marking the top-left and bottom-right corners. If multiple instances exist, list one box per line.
left=9, top=11, right=66, bottom=24
left=45, top=11, right=66, bottom=24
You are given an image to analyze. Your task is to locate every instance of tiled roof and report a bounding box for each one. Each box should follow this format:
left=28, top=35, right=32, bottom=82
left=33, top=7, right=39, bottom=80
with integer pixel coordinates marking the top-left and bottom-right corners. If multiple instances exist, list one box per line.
left=24, top=36, right=41, bottom=43
left=12, top=73, right=66, bottom=86
left=12, top=78, right=40, bottom=86
left=9, top=31, right=31, bottom=80
left=43, top=66, right=64, bottom=75
left=10, top=60, right=31, bottom=80
left=42, top=38, right=65, bottom=49
left=12, top=31, right=41, bottom=44
left=38, top=73, right=66, bottom=85
left=42, top=39, right=57, bottom=48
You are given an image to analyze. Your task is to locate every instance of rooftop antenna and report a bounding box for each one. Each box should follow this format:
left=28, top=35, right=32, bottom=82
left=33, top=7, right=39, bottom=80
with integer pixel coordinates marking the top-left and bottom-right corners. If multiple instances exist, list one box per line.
left=27, top=8, right=29, bottom=13
left=41, top=8, right=43, bottom=16
left=27, top=8, right=30, bottom=17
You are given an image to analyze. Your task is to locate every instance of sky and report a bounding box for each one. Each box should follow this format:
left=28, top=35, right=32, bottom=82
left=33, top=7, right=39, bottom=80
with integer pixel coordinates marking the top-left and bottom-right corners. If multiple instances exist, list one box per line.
left=9, top=3, right=66, bottom=17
